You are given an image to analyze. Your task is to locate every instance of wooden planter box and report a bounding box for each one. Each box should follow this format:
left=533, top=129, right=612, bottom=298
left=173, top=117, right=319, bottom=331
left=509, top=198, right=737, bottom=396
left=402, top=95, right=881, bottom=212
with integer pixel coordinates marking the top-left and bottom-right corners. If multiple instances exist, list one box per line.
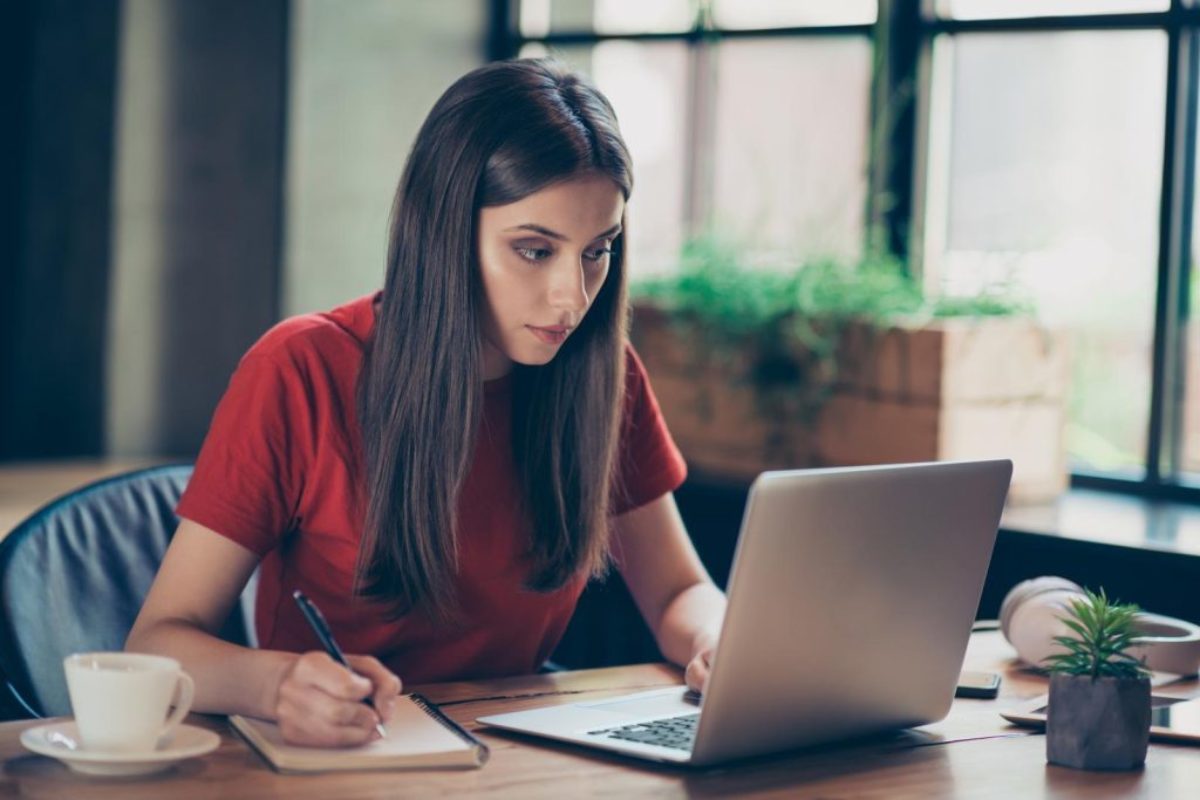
left=631, top=303, right=1070, bottom=503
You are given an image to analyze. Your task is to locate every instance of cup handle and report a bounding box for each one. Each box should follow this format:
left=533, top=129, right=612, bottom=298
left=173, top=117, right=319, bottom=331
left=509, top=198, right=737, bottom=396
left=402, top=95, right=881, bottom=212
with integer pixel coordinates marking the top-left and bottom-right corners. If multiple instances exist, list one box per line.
left=157, top=672, right=195, bottom=746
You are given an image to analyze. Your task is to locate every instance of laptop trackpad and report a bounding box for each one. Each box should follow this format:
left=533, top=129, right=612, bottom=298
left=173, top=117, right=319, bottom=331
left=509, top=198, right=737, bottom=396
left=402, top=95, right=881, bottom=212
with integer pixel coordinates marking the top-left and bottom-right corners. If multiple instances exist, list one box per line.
left=580, top=688, right=696, bottom=718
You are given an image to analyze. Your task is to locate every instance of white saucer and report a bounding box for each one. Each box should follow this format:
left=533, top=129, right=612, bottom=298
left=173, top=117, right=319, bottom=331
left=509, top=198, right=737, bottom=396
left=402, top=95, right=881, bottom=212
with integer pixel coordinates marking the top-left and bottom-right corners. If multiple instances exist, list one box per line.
left=19, top=720, right=221, bottom=777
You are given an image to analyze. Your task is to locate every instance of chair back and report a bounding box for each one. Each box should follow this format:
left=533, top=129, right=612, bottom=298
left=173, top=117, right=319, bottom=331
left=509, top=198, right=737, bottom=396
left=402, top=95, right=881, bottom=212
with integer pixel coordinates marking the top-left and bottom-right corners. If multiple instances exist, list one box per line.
left=0, top=464, right=256, bottom=718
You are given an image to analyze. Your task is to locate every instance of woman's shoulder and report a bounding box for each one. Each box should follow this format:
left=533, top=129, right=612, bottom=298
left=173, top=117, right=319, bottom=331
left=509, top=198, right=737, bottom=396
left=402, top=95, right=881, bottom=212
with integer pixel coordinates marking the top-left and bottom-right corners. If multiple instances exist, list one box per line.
left=618, top=341, right=662, bottom=421
left=242, top=292, right=379, bottom=369
left=621, top=340, right=652, bottom=389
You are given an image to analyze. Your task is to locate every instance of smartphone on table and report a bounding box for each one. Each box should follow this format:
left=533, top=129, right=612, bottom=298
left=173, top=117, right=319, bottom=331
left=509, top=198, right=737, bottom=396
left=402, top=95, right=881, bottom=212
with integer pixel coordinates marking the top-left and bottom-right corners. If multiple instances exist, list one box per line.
left=955, top=670, right=1002, bottom=699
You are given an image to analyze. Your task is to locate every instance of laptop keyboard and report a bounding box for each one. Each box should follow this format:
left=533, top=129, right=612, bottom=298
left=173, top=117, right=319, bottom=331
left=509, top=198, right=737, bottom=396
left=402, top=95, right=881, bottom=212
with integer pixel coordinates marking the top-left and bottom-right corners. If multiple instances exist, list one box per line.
left=587, top=713, right=700, bottom=751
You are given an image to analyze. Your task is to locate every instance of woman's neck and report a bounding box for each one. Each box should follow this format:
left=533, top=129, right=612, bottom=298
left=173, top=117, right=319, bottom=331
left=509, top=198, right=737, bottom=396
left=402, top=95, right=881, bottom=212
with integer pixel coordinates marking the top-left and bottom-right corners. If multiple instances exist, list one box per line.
left=481, top=340, right=512, bottom=381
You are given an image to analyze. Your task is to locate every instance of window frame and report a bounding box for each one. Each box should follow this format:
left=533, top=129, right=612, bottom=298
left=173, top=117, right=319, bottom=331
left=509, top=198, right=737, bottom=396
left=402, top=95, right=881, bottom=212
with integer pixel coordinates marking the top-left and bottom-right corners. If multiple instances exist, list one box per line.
left=917, top=1, right=1200, bottom=502
left=490, top=2, right=876, bottom=242
left=491, top=0, right=1200, bottom=503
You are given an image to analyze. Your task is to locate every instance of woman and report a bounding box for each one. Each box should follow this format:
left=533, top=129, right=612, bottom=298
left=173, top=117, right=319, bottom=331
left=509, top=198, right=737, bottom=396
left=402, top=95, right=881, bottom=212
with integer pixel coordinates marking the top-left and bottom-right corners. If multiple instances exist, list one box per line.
left=127, top=58, right=726, bottom=747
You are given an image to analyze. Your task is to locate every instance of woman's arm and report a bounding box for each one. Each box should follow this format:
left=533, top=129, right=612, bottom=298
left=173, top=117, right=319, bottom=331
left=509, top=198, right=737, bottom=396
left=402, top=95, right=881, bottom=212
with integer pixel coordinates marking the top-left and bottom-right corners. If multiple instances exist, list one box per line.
left=126, top=520, right=285, bottom=717
left=611, top=493, right=727, bottom=692
left=126, top=519, right=400, bottom=745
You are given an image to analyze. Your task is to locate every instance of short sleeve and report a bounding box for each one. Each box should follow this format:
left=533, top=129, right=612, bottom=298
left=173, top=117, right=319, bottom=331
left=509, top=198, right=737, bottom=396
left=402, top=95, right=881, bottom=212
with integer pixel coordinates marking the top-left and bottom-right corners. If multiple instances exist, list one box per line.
left=176, top=353, right=310, bottom=555
left=611, top=344, right=688, bottom=515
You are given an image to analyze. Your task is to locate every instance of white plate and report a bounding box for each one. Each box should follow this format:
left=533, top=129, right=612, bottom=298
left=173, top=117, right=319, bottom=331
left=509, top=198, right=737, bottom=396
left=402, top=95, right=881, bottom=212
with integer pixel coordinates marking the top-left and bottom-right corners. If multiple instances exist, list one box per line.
left=19, top=720, right=221, bottom=777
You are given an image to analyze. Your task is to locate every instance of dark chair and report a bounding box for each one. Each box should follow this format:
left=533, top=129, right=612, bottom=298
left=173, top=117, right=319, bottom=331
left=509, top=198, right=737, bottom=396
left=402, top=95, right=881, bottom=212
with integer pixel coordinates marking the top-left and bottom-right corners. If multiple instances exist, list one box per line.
left=0, top=464, right=257, bottom=719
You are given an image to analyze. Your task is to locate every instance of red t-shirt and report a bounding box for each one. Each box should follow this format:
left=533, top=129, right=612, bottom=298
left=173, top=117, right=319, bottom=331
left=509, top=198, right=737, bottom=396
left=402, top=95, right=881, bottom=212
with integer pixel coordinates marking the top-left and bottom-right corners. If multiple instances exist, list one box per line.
left=176, top=292, right=687, bottom=683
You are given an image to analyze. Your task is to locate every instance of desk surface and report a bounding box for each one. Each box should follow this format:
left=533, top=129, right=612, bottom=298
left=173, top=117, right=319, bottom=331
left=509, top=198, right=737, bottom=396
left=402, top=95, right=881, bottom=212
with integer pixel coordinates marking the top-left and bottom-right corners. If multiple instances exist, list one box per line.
left=2, top=632, right=1199, bottom=799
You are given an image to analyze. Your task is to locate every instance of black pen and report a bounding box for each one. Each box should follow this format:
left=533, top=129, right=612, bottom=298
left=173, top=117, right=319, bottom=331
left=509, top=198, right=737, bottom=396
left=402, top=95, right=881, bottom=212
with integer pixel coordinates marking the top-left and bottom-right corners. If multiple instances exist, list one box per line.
left=292, top=589, right=388, bottom=739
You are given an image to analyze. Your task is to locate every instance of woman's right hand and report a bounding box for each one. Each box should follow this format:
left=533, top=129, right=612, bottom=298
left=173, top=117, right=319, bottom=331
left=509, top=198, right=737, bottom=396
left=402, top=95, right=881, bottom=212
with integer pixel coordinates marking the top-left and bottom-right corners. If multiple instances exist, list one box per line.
left=273, top=651, right=403, bottom=747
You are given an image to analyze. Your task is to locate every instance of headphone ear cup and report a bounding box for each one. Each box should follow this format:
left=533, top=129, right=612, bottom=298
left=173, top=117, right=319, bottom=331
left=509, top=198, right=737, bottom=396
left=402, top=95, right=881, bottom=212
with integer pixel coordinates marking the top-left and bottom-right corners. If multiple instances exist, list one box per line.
left=1001, top=578, right=1200, bottom=675
left=1008, top=590, right=1085, bottom=668
left=999, top=577, right=1085, bottom=669
left=1129, top=613, right=1200, bottom=675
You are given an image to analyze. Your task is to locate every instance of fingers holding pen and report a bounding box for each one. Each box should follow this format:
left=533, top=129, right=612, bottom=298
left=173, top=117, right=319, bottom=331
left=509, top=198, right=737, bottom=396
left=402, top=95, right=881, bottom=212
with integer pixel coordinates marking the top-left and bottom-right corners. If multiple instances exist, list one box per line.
left=275, top=651, right=392, bottom=746
left=346, top=654, right=403, bottom=723
left=287, top=592, right=403, bottom=733
left=295, top=651, right=373, bottom=697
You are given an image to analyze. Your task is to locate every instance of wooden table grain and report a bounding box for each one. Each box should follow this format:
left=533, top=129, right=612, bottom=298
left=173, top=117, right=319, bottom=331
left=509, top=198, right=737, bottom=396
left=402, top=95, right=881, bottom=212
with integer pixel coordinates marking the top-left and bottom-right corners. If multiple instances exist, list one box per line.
left=3, top=632, right=1199, bottom=798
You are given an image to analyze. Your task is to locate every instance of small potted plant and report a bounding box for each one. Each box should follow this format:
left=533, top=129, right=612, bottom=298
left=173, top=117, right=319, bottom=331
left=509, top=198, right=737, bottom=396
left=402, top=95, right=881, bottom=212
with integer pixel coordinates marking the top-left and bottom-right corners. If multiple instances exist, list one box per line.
left=1044, top=587, right=1151, bottom=770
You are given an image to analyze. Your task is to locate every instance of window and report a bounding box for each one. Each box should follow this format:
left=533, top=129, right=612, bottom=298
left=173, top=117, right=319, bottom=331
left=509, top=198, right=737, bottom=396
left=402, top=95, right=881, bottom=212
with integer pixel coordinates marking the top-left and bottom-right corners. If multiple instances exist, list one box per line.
left=520, top=0, right=695, bottom=36
left=499, top=1, right=1200, bottom=500
left=507, top=0, right=877, bottom=274
left=923, top=30, right=1167, bottom=474
left=919, top=4, right=1199, bottom=498
left=522, top=40, right=691, bottom=272
left=936, top=0, right=1168, bottom=21
left=711, top=37, right=873, bottom=263
left=712, top=0, right=876, bottom=29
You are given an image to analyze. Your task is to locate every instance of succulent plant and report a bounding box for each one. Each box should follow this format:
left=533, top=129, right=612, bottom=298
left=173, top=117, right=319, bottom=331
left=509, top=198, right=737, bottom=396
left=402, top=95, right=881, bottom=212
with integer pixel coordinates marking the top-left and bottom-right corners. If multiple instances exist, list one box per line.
left=1045, top=587, right=1149, bottom=681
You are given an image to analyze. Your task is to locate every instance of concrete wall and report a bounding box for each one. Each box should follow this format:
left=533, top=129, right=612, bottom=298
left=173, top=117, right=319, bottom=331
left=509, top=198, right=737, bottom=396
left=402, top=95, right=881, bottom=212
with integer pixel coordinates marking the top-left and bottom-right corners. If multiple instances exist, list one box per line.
left=106, top=0, right=288, bottom=457
left=106, top=0, right=487, bottom=457
left=283, top=0, right=487, bottom=316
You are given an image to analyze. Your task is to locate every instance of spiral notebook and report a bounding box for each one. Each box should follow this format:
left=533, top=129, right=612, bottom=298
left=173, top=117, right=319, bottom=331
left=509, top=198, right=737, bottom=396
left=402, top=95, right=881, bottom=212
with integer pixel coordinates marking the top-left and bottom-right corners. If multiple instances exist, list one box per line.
left=230, top=693, right=489, bottom=773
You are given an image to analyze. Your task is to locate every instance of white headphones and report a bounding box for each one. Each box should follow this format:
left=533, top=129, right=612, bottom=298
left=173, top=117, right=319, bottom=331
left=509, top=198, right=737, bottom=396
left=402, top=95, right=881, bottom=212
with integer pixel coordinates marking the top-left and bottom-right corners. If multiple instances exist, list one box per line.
left=999, top=576, right=1200, bottom=676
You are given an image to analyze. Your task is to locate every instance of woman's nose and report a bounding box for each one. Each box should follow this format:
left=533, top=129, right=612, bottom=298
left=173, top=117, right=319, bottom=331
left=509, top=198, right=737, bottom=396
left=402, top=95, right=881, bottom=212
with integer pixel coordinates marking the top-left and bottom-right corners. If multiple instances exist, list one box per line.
left=547, top=260, right=589, bottom=313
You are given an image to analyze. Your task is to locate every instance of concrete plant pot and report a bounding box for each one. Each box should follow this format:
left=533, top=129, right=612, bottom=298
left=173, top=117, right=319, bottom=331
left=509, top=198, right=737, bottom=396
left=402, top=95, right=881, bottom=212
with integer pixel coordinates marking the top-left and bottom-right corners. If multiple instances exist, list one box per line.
left=1046, top=672, right=1150, bottom=770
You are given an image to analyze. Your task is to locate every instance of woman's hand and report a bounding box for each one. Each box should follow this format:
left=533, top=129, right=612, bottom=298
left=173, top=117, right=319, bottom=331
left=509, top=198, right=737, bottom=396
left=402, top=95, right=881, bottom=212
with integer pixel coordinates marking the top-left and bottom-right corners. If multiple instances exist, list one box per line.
left=684, top=630, right=719, bottom=695
left=273, top=651, right=402, bottom=747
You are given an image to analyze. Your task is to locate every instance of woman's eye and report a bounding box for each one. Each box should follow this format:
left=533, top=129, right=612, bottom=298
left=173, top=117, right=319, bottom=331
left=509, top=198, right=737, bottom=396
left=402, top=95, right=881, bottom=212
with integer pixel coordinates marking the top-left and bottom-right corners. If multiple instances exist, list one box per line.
left=516, top=247, right=552, bottom=262
left=584, top=247, right=613, bottom=263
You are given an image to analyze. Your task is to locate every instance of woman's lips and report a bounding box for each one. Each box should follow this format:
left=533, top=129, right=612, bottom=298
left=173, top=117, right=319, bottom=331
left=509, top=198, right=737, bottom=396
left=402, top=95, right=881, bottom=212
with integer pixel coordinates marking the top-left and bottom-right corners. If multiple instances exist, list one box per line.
left=527, top=325, right=571, bottom=345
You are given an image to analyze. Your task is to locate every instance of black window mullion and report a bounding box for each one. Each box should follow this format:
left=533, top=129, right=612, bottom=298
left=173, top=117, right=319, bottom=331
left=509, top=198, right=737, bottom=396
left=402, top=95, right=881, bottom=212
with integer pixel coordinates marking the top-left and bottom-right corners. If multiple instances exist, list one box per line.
left=488, top=0, right=518, bottom=61
left=1174, top=25, right=1199, bottom=481
left=869, top=0, right=922, bottom=262
left=1148, top=20, right=1198, bottom=484
left=1172, top=24, right=1199, bottom=483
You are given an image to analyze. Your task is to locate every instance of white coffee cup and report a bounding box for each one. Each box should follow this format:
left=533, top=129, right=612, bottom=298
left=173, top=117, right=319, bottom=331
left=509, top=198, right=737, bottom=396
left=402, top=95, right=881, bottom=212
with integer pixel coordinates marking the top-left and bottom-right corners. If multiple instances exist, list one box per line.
left=63, top=652, right=195, bottom=753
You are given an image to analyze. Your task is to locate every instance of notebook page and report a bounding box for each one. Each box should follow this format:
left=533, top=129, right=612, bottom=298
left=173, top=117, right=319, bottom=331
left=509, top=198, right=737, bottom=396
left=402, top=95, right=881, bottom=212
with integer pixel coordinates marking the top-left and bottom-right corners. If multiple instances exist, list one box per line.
left=371, top=694, right=471, bottom=754
left=244, top=694, right=471, bottom=757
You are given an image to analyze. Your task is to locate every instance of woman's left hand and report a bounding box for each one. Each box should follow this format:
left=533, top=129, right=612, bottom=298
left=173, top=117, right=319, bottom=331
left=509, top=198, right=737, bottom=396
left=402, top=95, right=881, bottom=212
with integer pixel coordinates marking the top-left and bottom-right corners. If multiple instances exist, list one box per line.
left=684, top=630, right=719, bottom=694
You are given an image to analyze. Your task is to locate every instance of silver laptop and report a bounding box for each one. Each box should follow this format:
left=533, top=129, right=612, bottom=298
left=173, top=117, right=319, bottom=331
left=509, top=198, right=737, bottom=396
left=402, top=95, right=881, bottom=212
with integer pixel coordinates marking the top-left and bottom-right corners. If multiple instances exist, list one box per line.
left=477, top=459, right=1013, bottom=766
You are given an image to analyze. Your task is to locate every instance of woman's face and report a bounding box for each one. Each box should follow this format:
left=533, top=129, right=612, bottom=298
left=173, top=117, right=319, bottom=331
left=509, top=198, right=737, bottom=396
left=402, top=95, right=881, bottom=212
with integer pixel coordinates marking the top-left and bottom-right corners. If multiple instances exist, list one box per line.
left=476, top=173, right=624, bottom=379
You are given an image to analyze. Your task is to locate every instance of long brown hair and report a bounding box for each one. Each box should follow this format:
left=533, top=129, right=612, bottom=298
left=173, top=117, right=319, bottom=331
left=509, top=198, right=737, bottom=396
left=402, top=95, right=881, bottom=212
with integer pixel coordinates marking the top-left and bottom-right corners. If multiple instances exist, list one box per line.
left=355, top=58, right=633, bottom=622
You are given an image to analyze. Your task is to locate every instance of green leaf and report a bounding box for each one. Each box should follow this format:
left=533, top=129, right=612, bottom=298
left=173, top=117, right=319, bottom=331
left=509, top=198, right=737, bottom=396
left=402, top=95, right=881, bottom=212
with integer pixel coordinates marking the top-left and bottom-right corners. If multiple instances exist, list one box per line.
left=1044, top=586, right=1148, bottom=678
left=1059, top=618, right=1089, bottom=640
left=629, top=233, right=1032, bottom=370
left=1050, top=636, right=1088, bottom=656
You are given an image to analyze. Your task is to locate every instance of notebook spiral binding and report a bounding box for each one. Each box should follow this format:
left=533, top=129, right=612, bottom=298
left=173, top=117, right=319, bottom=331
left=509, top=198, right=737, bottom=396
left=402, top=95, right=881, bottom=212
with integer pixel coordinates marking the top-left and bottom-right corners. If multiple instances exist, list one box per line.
left=410, top=693, right=491, bottom=764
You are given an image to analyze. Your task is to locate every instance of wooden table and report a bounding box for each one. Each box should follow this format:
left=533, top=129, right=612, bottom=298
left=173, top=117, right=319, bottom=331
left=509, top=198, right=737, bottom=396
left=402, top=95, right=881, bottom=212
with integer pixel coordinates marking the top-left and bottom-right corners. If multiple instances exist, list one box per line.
left=2, top=632, right=1199, bottom=798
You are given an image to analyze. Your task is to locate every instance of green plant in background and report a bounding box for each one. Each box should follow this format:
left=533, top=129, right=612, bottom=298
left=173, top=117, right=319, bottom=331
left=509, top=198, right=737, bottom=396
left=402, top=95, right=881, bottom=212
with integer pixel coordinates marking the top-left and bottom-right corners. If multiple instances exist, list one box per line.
left=1045, top=588, right=1149, bottom=681
left=631, top=232, right=1034, bottom=333
left=630, top=232, right=1036, bottom=421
